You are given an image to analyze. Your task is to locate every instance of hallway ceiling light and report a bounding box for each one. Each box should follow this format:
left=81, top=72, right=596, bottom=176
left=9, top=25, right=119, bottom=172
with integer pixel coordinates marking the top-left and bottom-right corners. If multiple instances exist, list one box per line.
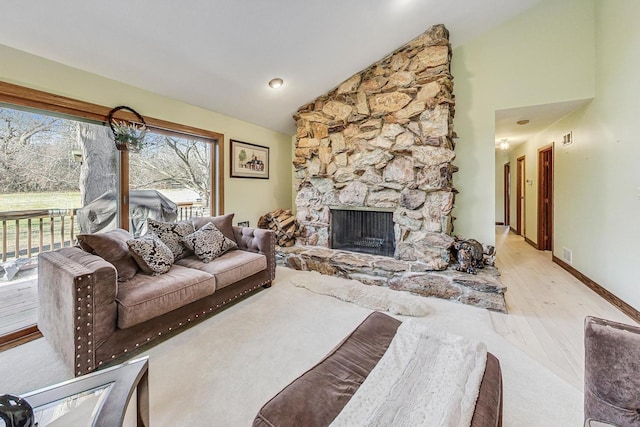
left=268, top=78, right=284, bottom=89
left=499, top=139, right=510, bottom=150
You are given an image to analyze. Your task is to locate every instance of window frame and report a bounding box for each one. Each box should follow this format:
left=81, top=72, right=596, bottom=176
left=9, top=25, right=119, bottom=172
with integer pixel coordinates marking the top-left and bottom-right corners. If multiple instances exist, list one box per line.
left=0, top=81, right=226, bottom=227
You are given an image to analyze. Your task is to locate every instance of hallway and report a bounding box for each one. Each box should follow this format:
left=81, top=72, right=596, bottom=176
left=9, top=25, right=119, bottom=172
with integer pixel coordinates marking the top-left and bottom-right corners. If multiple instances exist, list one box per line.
left=490, top=226, right=635, bottom=390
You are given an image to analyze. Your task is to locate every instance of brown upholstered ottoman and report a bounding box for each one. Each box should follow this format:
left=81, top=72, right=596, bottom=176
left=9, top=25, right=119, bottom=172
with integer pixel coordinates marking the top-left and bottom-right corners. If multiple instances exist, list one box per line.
left=254, top=311, right=502, bottom=427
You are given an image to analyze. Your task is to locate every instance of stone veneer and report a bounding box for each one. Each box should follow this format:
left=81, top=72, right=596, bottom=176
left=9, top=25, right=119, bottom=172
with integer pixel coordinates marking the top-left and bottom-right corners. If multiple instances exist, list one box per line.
left=293, top=24, right=457, bottom=270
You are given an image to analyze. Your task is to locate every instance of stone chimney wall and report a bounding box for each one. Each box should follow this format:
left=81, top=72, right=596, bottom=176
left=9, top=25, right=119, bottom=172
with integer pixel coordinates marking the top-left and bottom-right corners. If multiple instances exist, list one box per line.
left=293, top=25, right=457, bottom=270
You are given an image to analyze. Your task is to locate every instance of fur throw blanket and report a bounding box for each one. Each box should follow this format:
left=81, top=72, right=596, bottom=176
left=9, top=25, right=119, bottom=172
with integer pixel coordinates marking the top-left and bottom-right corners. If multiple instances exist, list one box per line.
left=291, top=271, right=430, bottom=317
left=331, top=319, right=487, bottom=427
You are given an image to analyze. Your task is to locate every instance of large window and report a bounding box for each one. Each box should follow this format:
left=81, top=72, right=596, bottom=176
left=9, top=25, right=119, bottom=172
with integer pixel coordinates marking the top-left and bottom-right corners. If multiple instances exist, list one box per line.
left=0, top=81, right=224, bottom=346
left=129, top=132, right=213, bottom=236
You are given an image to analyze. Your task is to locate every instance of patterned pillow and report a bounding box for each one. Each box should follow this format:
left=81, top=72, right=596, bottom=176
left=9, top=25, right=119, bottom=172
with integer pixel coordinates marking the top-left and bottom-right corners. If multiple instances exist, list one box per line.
left=192, top=213, right=236, bottom=243
left=147, top=219, right=195, bottom=260
left=127, top=234, right=174, bottom=275
left=182, top=222, right=238, bottom=263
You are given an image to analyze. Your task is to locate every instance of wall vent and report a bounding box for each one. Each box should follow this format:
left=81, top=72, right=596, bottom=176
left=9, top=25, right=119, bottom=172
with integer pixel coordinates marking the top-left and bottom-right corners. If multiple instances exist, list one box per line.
left=562, top=247, right=573, bottom=265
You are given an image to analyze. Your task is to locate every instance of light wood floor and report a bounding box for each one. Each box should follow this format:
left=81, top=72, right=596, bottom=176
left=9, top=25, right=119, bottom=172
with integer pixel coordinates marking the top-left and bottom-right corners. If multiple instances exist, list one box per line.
left=491, top=226, right=636, bottom=390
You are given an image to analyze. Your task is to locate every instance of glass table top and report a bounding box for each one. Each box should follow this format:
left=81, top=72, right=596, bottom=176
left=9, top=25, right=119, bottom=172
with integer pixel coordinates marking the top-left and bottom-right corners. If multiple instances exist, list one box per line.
left=33, top=383, right=113, bottom=427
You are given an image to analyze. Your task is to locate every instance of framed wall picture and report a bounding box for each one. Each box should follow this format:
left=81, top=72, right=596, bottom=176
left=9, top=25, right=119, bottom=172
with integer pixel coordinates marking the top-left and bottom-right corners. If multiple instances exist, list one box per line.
left=230, top=139, right=270, bottom=179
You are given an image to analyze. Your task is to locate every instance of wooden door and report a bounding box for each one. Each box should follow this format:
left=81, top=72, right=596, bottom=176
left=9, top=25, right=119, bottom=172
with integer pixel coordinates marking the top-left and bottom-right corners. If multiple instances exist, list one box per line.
left=537, top=146, right=553, bottom=250
left=504, top=163, right=511, bottom=227
left=516, top=156, right=526, bottom=236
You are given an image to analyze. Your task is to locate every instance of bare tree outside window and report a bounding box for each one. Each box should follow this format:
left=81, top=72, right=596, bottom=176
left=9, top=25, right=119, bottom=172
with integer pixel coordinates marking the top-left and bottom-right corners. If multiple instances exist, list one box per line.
left=0, top=108, right=79, bottom=196
left=129, top=132, right=211, bottom=213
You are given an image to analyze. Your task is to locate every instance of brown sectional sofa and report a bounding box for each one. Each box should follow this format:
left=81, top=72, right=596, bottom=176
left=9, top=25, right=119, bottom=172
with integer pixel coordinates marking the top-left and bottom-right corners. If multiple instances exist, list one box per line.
left=38, top=218, right=275, bottom=377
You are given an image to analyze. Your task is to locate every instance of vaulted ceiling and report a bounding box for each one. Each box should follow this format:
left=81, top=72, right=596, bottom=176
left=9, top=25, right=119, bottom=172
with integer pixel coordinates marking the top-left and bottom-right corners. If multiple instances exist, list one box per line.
left=1, top=1, right=542, bottom=135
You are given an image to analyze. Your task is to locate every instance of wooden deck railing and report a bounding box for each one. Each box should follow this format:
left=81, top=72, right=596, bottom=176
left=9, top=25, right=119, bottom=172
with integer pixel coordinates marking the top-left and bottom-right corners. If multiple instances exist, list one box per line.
left=177, top=202, right=204, bottom=221
left=0, top=209, right=78, bottom=262
left=1, top=203, right=205, bottom=262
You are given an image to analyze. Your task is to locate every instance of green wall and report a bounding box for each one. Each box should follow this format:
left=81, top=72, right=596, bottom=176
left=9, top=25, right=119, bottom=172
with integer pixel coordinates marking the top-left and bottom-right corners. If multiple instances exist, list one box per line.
left=549, top=0, right=640, bottom=310
left=452, top=0, right=595, bottom=244
left=502, top=0, right=640, bottom=310
left=0, top=44, right=293, bottom=227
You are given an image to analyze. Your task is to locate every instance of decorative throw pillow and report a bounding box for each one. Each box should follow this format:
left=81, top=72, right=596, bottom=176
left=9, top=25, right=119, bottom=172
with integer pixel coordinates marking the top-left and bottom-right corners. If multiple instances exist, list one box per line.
left=127, top=234, right=174, bottom=275
left=192, top=213, right=236, bottom=244
left=147, top=219, right=195, bottom=260
left=77, top=228, right=139, bottom=281
left=182, top=222, right=238, bottom=263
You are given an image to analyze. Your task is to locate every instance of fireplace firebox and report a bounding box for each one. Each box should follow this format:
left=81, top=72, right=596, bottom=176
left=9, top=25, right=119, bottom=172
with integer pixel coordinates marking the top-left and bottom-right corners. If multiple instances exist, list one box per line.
left=330, top=209, right=395, bottom=257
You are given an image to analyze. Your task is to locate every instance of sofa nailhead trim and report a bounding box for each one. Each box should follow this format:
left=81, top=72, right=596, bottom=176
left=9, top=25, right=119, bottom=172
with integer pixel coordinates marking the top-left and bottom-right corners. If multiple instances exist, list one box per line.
left=96, top=278, right=270, bottom=368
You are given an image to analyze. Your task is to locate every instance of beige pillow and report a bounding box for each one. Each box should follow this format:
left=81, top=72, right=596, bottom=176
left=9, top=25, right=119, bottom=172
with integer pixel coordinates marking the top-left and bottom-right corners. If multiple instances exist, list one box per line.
left=77, top=228, right=139, bottom=281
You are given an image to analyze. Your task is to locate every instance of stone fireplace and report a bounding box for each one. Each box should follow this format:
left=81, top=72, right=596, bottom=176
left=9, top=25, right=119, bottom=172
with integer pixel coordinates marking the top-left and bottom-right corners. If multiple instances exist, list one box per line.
left=293, top=24, right=456, bottom=271
left=279, top=24, right=507, bottom=312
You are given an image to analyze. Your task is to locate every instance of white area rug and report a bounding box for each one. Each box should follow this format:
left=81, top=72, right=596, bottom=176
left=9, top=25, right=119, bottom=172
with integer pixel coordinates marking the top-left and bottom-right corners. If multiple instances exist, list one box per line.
left=291, top=270, right=430, bottom=316
left=0, top=266, right=582, bottom=426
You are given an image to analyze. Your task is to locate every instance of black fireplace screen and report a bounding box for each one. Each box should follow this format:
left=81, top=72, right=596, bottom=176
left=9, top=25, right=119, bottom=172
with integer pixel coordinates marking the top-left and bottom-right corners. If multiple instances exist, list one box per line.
left=330, top=209, right=395, bottom=257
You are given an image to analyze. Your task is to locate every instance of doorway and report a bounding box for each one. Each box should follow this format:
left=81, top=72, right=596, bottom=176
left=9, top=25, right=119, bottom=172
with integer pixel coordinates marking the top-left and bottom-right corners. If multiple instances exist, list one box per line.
left=537, top=145, right=553, bottom=251
left=504, top=163, right=511, bottom=227
left=516, top=156, right=526, bottom=236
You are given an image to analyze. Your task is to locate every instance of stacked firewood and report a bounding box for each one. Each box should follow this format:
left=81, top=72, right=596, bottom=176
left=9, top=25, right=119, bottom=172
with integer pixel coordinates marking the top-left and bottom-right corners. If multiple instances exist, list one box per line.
left=258, top=208, right=300, bottom=247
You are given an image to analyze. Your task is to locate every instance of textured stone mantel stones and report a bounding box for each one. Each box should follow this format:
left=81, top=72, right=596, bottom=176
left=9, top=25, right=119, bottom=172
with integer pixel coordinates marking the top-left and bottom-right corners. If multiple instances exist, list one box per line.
left=293, top=24, right=457, bottom=269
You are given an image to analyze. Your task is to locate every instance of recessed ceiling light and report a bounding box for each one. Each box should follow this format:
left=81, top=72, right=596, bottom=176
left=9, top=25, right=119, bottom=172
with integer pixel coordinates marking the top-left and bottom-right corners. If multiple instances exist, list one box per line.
left=517, top=119, right=530, bottom=125
left=268, top=78, right=284, bottom=89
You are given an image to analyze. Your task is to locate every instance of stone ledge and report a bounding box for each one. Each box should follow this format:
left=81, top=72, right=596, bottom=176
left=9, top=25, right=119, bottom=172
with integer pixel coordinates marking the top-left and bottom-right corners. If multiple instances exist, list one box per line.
left=276, top=245, right=507, bottom=313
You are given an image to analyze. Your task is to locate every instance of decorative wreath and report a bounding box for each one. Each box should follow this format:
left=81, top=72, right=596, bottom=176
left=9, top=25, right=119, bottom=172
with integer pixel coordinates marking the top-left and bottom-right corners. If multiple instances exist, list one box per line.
left=107, top=106, right=147, bottom=151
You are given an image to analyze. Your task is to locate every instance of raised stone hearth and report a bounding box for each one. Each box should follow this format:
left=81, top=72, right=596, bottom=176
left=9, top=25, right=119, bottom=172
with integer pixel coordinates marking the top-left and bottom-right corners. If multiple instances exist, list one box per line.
left=277, top=246, right=507, bottom=313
